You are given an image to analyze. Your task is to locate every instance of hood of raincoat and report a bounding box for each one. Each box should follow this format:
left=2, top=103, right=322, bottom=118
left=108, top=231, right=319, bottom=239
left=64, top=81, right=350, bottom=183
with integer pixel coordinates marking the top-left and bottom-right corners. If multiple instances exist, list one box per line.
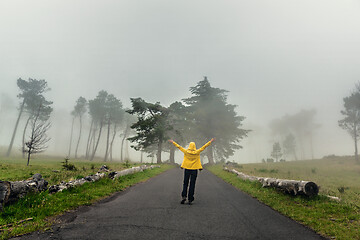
left=188, top=142, right=196, bottom=151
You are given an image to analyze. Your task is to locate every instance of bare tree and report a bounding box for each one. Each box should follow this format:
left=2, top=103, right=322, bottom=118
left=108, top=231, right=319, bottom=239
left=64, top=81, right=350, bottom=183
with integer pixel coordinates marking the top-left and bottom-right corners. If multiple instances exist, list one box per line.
left=24, top=106, right=51, bottom=166
left=7, top=78, right=50, bottom=157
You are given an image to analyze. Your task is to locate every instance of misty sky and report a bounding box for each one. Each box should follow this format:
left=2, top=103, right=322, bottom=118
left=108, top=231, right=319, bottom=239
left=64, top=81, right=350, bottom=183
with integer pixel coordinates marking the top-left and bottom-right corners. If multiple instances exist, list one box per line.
left=1, top=0, right=360, bottom=162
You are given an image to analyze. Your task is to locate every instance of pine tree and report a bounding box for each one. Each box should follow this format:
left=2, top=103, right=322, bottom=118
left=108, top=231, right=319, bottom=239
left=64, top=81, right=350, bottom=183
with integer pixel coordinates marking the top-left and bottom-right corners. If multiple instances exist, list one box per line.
left=183, top=77, right=249, bottom=164
left=127, top=98, right=172, bottom=164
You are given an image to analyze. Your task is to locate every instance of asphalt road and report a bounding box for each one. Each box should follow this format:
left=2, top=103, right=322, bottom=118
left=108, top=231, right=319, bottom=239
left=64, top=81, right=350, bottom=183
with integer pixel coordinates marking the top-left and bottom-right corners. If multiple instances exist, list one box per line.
left=16, top=168, right=325, bottom=240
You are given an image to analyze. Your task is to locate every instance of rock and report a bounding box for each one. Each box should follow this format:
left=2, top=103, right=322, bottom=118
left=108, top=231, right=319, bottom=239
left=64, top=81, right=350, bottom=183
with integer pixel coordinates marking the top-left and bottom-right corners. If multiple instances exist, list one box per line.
left=99, top=165, right=109, bottom=172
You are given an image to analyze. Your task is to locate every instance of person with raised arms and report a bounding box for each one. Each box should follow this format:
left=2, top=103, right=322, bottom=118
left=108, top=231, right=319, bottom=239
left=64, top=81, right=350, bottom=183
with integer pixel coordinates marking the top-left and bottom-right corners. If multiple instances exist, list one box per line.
left=168, top=138, right=215, bottom=205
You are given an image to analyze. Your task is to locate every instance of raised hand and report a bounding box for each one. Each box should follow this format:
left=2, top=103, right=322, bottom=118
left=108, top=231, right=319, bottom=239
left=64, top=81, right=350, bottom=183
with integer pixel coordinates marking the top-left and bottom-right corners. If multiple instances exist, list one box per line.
left=168, top=139, right=174, bottom=143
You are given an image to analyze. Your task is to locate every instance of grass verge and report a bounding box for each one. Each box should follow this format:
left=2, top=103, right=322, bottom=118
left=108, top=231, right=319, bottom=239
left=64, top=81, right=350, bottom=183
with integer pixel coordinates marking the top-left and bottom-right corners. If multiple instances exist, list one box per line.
left=0, top=156, right=134, bottom=185
left=207, top=164, right=360, bottom=240
left=0, top=164, right=174, bottom=239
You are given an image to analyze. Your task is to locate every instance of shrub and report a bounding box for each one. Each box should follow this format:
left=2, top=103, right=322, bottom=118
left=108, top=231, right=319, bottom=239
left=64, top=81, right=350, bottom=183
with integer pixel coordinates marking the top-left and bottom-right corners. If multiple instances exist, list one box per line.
left=62, top=158, right=77, bottom=171
left=225, top=161, right=243, bottom=168
left=337, top=186, right=349, bottom=194
left=124, top=159, right=131, bottom=168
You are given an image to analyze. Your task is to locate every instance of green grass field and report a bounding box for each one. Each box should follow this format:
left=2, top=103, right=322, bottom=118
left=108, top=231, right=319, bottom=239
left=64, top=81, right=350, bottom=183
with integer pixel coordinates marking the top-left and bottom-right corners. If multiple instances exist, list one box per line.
left=207, top=156, right=360, bottom=240
left=229, top=156, right=360, bottom=208
left=0, top=156, right=173, bottom=239
left=0, top=156, right=137, bottom=185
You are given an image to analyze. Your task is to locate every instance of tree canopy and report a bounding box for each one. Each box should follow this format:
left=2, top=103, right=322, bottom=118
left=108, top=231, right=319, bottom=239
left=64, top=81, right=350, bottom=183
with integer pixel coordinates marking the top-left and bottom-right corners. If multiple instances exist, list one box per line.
left=183, top=77, right=249, bottom=163
left=127, top=98, right=171, bottom=163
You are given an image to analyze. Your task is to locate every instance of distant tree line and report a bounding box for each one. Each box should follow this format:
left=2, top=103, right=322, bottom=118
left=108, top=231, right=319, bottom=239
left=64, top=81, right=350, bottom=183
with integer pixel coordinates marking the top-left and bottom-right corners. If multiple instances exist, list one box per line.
left=269, top=110, right=320, bottom=161
left=4, top=77, right=250, bottom=165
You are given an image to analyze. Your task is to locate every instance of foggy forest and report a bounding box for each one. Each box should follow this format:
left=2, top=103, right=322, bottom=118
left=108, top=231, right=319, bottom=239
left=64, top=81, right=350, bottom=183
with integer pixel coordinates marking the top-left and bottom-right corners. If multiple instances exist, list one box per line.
left=1, top=1, right=360, bottom=240
left=1, top=1, right=360, bottom=165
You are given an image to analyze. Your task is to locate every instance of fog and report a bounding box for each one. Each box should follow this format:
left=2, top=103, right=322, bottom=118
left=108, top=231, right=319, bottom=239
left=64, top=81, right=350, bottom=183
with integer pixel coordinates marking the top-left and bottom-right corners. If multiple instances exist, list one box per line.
left=1, top=0, right=360, bottom=163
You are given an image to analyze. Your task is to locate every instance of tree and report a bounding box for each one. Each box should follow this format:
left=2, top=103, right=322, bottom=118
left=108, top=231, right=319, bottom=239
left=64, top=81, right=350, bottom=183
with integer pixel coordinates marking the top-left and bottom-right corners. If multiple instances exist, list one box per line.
left=86, top=91, right=108, bottom=160
left=271, top=142, right=282, bottom=162
left=6, top=78, right=50, bottom=157
left=183, top=77, right=249, bottom=164
left=23, top=105, right=51, bottom=166
left=166, top=101, right=188, bottom=163
left=68, top=113, right=75, bottom=158
left=104, top=94, right=123, bottom=162
left=282, top=133, right=297, bottom=160
left=69, top=97, right=87, bottom=159
left=108, top=107, right=125, bottom=162
left=127, top=98, right=172, bottom=164
left=120, top=112, right=136, bottom=162
left=22, top=94, right=52, bottom=158
left=339, top=92, right=360, bottom=162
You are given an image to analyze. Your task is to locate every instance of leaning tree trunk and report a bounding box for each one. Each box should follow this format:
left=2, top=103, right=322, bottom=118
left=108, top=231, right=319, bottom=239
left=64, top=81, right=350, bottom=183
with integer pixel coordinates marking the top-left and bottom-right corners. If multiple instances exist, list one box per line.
left=68, top=117, right=75, bottom=158
left=22, top=116, right=31, bottom=158
left=206, top=146, right=214, bottom=165
left=27, top=148, right=31, bottom=166
left=169, top=146, right=175, bottom=164
left=120, top=127, right=129, bottom=162
left=104, top=119, right=111, bottom=162
left=90, top=122, right=103, bottom=161
left=125, top=139, right=130, bottom=160
left=354, top=123, right=359, bottom=162
left=0, top=174, right=48, bottom=211
left=109, top=123, right=117, bottom=161
left=85, top=120, right=94, bottom=159
left=6, top=99, right=25, bottom=157
left=89, top=127, right=97, bottom=158
left=75, top=116, right=83, bottom=159
left=156, top=140, right=162, bottom=164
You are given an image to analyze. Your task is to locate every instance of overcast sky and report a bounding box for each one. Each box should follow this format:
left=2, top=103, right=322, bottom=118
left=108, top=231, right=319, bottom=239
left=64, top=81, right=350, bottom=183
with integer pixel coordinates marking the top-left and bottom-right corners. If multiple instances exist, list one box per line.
left=1, top=0, right=360, bottom=162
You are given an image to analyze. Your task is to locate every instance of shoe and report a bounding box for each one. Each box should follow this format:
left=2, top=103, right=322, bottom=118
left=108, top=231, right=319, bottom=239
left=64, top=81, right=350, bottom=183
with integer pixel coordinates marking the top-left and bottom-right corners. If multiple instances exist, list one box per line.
left=180, top=197, right=186, bottom=204
left=188, top=201, right=192, bottom=205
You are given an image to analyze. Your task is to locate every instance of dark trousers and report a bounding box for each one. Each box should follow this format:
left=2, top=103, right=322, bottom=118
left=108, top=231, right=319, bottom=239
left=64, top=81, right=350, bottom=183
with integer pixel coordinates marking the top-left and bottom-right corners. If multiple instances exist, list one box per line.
left=182, top=169, right=198, bottom=202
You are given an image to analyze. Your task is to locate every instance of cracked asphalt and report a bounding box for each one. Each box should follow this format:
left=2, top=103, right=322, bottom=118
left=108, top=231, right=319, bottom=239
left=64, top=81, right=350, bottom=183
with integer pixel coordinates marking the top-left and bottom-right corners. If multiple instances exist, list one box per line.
left=15, top=168, right=325, bottom=240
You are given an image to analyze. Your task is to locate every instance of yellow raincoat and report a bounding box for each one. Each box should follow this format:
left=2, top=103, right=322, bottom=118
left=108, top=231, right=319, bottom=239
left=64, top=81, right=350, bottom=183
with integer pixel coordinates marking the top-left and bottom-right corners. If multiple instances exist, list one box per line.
left=171, top=140, right=212, bottom=170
